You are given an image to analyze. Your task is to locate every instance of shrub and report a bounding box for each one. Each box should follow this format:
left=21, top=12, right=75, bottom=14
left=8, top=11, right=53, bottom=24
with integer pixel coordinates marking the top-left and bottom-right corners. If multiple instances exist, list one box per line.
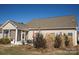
left=54, top=35, right=61, bottom=48
left=64, top=34, right=69, bottom=47
left=60, top=34, right=65, bottom=48
left=67, top=36, right=73, bottom=47
left=45, top=33, right=55, bottom=49
left=33, top=33, right=46, bottom=48
left=0, top=37, right=11, bottom=44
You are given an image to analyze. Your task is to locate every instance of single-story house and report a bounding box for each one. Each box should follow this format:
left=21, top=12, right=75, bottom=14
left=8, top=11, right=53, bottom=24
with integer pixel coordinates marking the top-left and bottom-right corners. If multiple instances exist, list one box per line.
left=0, top=16, right=78, bottom=46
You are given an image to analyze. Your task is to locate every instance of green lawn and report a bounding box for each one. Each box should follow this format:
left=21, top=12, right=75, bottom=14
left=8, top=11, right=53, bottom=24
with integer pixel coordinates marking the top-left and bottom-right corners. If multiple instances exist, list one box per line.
left=0, top=44, right=79, bottom=55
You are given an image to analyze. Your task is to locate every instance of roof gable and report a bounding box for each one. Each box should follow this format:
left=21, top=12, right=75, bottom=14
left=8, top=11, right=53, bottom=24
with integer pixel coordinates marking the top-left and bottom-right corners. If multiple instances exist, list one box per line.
left=1, top=20, right=28, bottom=30
left=3, top=22, right=16, bottom=29
left=1, top=20, right=17, bottom=28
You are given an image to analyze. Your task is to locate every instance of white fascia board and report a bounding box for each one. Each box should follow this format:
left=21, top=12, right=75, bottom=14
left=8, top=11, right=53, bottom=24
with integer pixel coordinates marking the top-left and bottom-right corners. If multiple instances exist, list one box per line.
left=1, top=20, right=17, bottom=29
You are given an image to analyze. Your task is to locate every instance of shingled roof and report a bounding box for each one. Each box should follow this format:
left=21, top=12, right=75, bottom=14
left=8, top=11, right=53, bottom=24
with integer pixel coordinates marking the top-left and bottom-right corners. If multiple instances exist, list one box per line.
left=1, top=20, right=28, bottom=30
left=26, top=16, right=77, bottom=30
left=8, top=20, right=28, bottom=30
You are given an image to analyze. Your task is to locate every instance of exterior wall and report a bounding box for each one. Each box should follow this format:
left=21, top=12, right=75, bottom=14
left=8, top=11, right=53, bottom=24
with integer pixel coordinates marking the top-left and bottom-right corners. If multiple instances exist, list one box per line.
left=27, top=31, right=34, bottom=40
left=27, top=29, right=77, bottom=46
left=3, top=23, right=16, bottom=29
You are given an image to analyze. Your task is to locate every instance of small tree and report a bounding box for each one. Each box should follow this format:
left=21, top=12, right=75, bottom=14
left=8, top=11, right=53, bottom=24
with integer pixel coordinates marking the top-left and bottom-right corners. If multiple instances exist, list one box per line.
left=54, top=35, right=61, bottom=48
left=33, top=33, right=46, bottom=48
left=64, top=34, right=69, bottom=47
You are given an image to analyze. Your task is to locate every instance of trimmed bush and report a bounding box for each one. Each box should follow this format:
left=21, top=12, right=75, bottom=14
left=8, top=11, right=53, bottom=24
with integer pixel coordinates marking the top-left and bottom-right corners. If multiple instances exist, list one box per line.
left=0, top=37, right=11, bottom=44
left=33, top=33, right=46, bottom=48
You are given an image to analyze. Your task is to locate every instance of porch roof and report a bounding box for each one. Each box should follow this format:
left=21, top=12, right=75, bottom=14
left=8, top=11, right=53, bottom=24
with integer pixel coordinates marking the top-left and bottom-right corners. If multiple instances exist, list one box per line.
left=9, top=20, right=28, bottom=30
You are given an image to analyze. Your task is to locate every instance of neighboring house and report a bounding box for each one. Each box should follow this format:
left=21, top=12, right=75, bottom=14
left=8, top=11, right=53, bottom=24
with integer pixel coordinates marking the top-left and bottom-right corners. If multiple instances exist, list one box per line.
left=0, top=16, right=78, bottom=46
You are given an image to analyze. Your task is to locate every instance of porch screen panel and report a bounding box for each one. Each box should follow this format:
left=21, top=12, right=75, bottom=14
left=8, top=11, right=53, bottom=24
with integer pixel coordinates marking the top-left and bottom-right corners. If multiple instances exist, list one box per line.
left=17, top=30, right=21, bottom=41
left=10, top=30, right=15, bottom=41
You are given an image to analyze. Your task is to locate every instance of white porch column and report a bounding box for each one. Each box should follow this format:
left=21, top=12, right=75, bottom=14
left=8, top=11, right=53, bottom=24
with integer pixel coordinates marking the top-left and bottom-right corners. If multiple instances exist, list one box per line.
left=2, top=29, right=4, bottom=38
left=24, top=32, right=26, bottom=41
left=8, top=29, right=10, bottom=39
left=15, top=29, right=18, bottom=44
left=21, top=31, right=23, bottom=41
left=74, top=30, right=77, bottom=46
